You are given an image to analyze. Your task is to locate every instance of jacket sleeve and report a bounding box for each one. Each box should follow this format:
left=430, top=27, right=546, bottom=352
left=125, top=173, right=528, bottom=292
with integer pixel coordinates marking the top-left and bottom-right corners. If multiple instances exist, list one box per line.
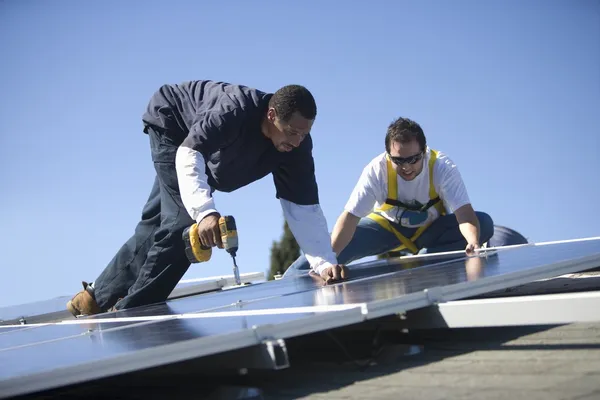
left=273, top=136, right=338, bottom=274
left=280, top=199, right=338, bottom=275
left=272, top=135, right=319, bottom=205
left=175, top=111, right=237, bottom=222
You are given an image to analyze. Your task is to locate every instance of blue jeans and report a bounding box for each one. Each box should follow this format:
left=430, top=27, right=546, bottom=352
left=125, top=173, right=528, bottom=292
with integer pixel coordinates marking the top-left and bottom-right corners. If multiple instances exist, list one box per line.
left=283, top=211, right=494, bottom=278
left=91, top=126, right=195, bottom=311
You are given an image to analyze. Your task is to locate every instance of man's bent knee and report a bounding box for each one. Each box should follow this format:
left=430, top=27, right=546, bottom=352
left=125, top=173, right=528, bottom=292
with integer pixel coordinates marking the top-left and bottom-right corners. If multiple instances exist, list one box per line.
left=475, top=211, right=494, bottom=244
left=281, top=254, right=311, bottom=278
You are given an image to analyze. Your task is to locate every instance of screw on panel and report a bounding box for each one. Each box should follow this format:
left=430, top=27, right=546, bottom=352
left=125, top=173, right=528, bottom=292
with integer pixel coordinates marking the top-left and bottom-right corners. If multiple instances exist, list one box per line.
left=19, top=317, right=26, bottom=325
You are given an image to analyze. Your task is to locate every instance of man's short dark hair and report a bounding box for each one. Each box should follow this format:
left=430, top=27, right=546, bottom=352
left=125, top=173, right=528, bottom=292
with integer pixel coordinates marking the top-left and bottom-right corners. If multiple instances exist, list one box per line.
left=385, top=117, right=427, bottom=153
left=269, top=84, right=317, bottom=122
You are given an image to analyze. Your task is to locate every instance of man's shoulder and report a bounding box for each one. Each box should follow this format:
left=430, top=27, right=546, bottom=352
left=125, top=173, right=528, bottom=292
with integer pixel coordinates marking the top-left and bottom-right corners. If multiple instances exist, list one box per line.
left=430, top=148, right=459, bottom=172
left=365, top=152, right=387, bottom=174
left=189, top=80, right=270, bottom=108
left=157, top=80, right=270, bottom=112
left=362, top=152, right=385, bottom=167
left=429, top=148, right=465, bottom=190
left=197, top=81, right=273, bottom=131
left=354, top=152, right=387, bottom=186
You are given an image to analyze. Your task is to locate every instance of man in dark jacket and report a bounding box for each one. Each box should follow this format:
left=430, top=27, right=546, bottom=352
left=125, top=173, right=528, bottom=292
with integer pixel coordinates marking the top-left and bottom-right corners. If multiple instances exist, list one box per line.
left=67, top=80, right=345, bottom=316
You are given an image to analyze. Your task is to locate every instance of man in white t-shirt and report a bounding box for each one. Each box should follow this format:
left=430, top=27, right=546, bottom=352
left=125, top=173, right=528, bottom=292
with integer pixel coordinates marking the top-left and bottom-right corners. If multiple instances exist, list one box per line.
left=284, top=116, right=494, bottom=282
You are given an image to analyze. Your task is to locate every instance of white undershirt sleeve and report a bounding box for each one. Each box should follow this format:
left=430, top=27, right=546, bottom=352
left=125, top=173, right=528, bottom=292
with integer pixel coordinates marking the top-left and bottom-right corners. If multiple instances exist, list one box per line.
left=344, top=163, right=380, bottom=218
left=280, top=198, right=338, bottom=275
left=175, top=146, right=218, bottom=223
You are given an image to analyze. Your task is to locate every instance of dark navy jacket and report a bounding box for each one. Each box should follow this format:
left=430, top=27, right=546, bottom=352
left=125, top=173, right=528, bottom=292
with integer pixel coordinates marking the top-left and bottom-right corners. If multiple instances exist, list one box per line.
left=141, top=80, right=319, bottom=205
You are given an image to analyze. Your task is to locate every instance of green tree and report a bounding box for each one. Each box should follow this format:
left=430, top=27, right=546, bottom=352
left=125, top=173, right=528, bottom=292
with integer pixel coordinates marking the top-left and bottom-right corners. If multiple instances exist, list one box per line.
left=268, top=220, right=300, bottom=280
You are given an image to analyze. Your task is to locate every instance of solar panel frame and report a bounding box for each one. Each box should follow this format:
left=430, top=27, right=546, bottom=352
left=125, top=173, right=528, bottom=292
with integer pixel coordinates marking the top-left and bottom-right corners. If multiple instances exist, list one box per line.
left=402, top=291, right=600, bottom=329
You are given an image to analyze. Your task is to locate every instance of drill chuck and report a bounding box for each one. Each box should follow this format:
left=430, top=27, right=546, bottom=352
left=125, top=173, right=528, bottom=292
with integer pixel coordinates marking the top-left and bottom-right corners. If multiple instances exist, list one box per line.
left=218, top=215, right=238, bottom=256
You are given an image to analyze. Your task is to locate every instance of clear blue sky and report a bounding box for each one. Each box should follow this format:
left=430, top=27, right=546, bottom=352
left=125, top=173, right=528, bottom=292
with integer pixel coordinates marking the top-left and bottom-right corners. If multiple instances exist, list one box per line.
left=1, top=0, right=598, bottom=308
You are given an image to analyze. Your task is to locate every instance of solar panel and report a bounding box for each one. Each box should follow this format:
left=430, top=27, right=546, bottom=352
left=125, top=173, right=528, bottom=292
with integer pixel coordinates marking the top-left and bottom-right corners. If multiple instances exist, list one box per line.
left=0, top=296, right=72, bottom=325
left=0, top=320, right=146, bottom=351
left=0, top=326, right=29, bottom=335
left=0, top=309, right=365, bottom=399
left=71, top=237, right=600, bottom=319
left=0, top=272, right=265, bottom=326
left=0, top=237, right=599, bottom=399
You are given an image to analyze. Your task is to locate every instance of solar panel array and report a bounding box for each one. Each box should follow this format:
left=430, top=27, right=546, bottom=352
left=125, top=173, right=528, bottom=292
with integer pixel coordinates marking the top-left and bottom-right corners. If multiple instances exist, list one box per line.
left=1, top=238, right=599, bottom=399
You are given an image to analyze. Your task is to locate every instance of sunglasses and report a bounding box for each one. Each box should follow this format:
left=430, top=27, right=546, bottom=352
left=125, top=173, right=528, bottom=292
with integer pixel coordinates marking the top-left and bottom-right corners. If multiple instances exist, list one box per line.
left=388, top=151, right=424, bottom=165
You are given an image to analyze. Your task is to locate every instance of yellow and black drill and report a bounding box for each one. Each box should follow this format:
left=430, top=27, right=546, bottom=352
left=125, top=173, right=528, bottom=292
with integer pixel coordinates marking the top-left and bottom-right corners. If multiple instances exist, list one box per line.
left=182, top=215, right=241, bottom=286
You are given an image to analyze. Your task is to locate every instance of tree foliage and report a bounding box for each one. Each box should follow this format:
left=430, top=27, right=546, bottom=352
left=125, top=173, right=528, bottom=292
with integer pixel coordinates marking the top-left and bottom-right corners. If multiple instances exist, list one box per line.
left=268, top=220, right=300, bottom=280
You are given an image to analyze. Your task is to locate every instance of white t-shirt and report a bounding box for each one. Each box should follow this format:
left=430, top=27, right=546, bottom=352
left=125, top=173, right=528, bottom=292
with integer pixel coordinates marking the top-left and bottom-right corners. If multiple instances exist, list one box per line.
left=344, top=147, right=471, bottom=228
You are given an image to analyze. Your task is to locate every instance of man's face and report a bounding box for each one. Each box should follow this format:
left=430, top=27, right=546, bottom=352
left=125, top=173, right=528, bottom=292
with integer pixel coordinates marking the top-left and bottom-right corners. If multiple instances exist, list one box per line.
left=266, top=109, right=313, bottom=152
left=388, top=139, right=425, bottom=181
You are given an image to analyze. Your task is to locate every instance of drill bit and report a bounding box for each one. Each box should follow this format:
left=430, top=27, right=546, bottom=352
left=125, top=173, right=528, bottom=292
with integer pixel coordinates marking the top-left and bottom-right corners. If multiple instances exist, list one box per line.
left=232, top=255, right=241, bottom=286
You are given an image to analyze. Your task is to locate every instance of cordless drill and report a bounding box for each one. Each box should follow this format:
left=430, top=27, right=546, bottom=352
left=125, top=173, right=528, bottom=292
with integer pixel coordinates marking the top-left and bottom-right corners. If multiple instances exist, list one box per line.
left=182, top=215, right=241, bottom=286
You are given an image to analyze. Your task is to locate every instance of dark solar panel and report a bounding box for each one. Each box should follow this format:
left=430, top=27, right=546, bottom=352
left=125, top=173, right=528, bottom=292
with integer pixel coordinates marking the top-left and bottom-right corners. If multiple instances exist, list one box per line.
left=0, top=320, right=145, bottom=351
left=0, top=296, right=71, bottom=324
left=0, top=273, right=264, bottom=325
left=76, top=252, right=453, bottom=320
left=0, top=311, right=354, bottom=398
left=80, top=237, right=600, bottom=319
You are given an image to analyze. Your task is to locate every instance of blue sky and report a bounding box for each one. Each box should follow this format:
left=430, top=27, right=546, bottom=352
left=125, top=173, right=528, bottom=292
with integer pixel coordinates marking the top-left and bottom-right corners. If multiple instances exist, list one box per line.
left=1, top=0, right=598, bottom=308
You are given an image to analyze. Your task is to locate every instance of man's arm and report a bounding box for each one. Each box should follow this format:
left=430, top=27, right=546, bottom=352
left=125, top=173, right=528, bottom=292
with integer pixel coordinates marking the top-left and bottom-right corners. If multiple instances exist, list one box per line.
left=331, top=160, right=381, bottom=256
left=175, top=147, right=217, bottom=223
left=331, top=211, right=361, bottom=256
left=175, top=111, right=235, bottom=248
left=454, top=203, right=481, bottom=253
left=280, top=199, right=338, bottom=275
left=435, top=153, right=480, bottom=254
left=273, top=135, right=340, bottom=275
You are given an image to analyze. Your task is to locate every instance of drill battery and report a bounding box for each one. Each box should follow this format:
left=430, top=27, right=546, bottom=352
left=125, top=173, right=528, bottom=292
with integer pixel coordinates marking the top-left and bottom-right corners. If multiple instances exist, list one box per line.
left=182, top=222, right=212, bottom=263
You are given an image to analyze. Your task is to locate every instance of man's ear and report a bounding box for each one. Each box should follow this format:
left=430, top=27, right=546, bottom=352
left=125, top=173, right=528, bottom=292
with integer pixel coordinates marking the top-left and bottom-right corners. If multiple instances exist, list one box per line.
left=266, top=107, right=277, bottom=123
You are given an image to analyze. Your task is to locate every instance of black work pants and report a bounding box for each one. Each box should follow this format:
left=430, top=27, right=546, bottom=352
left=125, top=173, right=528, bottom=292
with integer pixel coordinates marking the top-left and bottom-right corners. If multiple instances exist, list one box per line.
left=92, top=126, right=195, bottom=311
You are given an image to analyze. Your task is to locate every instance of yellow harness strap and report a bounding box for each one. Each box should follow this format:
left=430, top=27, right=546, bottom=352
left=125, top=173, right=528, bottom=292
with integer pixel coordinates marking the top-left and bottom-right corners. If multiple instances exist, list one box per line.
left=367, top=213, right=420, bottom=253
left=368, top=149, right=445, bottom=254
left=375, top=155, right=397, bottom=213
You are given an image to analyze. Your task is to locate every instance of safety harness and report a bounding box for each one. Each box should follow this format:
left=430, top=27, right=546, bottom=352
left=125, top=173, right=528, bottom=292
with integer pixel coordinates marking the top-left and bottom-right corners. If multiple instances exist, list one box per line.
left=366, top=149, right=446, bottom=254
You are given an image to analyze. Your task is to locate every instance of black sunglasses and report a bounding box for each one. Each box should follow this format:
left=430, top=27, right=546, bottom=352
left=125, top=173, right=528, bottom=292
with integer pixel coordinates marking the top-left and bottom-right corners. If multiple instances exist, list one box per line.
left=388, top=151, right=424, bottom=165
